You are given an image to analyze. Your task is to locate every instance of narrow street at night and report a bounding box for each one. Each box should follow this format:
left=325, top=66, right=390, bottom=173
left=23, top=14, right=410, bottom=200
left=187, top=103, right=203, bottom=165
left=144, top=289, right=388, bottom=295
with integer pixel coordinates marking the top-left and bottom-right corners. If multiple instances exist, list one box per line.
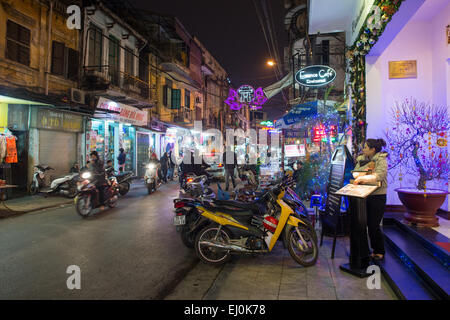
left=0, top=182, right=198, bottom=299
left=0, top=0, right=448, bottom=310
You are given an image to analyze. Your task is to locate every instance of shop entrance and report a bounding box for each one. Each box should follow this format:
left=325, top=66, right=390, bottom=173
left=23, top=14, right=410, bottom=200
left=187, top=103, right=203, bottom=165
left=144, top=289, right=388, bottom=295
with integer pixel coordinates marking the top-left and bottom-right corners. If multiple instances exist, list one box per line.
left=39, top=130, right=77, bottom=183
left=11, top=130, right=28, bottom=191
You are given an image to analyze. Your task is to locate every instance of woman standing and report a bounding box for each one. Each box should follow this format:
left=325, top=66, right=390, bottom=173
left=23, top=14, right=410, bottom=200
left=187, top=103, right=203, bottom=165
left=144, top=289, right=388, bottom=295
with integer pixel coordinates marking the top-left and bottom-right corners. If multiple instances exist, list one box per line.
left=353, top=139, right=388, bottom=261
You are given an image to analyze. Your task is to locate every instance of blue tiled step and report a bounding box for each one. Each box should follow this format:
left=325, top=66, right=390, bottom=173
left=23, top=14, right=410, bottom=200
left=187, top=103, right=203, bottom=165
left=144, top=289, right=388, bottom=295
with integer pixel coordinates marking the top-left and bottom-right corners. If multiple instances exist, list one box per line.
left=383, top=225, right=449, bottom=300
left=381, top=244, right=436, bottom=300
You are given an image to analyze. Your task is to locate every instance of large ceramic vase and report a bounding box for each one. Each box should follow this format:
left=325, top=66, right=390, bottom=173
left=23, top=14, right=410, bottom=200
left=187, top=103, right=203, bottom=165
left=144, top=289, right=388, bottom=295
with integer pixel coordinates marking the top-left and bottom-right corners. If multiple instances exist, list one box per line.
left=395, top=188, right=449, bottom=227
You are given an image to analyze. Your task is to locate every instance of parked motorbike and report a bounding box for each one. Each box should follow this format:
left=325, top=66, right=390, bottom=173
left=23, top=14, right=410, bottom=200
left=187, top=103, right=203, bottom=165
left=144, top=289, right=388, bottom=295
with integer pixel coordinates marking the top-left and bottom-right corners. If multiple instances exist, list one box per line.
left=106, top=167, right=133, bottom=196
left=74, top=171, right=119, bottom=218
left=173, top=195, right=264, bottom=248
left=144, top=162, right=160, bottom=194
left=191, top=178, right=318, bottom=266
left=180, top=174, right=215, bottom=199
left=30, top=165, right=78, bottom=198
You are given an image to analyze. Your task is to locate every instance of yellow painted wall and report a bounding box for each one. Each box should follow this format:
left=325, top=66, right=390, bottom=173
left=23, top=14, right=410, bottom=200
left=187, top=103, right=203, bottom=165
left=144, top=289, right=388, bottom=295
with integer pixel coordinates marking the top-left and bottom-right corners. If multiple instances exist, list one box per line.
left=0, top=103, right=7, bottom=128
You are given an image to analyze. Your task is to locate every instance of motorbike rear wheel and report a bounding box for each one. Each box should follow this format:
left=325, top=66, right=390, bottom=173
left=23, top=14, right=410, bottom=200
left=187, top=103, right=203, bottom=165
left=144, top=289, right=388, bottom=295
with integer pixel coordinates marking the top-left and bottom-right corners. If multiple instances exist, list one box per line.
left=75, top=195, right=92, bottom=218
left=119, top=182, right=130, bottom=196
left=29, top=182, right=38, bottom=195
left=287, top=226, right=318, bottom=267
left=180, top=225, right=195, bottom=248
left=195, top=225, right=231, bottom=265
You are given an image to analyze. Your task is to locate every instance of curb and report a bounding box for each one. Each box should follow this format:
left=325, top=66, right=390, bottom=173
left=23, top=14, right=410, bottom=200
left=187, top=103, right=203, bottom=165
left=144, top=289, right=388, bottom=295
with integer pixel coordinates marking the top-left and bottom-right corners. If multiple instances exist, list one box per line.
left=0, top=200, right=74, bottom=219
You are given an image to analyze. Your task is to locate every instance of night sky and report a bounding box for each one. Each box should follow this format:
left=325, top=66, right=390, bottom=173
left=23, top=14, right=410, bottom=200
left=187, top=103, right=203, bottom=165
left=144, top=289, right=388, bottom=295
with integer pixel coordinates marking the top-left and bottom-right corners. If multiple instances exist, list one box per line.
left=129, top=0, right=288, bottom=121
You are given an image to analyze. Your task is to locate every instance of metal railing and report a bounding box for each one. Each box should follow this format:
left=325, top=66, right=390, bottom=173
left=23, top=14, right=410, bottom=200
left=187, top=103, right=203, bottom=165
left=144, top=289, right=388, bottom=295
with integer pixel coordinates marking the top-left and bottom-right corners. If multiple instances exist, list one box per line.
left=83, top=65, right=154, bottom=101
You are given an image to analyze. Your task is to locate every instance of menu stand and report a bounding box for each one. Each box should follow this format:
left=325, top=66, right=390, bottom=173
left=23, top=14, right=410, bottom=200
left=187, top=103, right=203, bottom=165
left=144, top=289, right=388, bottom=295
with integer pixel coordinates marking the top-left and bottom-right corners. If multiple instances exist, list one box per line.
left=334, top=183, right=379, bottom=278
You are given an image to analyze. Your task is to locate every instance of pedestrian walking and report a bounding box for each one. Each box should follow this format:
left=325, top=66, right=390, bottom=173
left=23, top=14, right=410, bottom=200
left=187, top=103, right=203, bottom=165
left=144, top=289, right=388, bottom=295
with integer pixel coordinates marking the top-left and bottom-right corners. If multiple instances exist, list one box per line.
left=160, top=152, right=169, bottom=183
left=223, top=147, right=237, bottom=191
left=117, top=148, right=126, bottom=172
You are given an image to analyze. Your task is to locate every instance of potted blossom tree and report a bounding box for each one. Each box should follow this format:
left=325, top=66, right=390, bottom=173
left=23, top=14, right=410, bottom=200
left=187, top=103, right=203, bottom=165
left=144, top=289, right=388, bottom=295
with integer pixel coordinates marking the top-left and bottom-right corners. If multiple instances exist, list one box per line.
left=386, top=99, right=449, bottom=227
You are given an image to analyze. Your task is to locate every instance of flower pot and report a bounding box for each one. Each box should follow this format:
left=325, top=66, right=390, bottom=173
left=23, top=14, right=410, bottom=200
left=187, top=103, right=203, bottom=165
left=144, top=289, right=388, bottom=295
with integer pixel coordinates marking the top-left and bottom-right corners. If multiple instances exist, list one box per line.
left=395, top=188, right=449, bottom=227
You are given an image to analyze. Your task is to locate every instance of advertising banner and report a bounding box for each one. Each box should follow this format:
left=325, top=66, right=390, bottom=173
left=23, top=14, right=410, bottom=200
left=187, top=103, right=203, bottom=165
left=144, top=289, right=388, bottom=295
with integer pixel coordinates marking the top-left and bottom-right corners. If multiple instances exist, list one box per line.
left=96, top=97, right=147, bottom=126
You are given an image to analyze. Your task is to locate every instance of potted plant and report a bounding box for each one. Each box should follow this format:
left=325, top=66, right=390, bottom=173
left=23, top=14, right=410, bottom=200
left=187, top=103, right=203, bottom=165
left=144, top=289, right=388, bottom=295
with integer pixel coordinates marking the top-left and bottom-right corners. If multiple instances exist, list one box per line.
left=386, top=99, right=449, bottom=227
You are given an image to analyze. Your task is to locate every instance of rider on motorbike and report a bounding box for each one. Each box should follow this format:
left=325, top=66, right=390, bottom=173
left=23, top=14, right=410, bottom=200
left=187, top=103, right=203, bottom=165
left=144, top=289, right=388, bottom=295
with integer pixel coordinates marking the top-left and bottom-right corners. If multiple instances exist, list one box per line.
left=89, top=151, right=107, bottom=204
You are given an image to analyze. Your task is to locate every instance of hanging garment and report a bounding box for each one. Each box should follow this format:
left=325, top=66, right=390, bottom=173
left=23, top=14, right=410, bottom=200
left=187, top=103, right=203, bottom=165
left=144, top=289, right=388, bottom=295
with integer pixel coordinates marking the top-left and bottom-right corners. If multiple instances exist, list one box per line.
left=5, top=136, right=18, bottom=163
left=0, top=135, right=7, bottom=163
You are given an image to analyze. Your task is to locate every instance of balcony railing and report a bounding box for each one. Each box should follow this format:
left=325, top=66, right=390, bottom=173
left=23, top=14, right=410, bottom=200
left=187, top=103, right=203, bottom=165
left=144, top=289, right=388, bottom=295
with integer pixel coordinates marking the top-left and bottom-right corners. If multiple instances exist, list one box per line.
left=172, top=108, right=194, bottom=124
left=83, top=65, right=154, bottom=101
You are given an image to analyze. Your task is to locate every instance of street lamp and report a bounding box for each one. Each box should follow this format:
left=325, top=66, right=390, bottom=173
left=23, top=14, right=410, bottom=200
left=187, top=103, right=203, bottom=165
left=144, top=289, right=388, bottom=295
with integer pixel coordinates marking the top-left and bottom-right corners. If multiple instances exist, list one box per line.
left=266, top=59, right=275, bottom=67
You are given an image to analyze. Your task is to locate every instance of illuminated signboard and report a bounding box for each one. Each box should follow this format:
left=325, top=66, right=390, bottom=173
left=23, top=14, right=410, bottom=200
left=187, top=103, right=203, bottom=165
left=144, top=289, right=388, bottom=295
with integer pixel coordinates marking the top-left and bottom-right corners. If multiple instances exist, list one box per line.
left=285, top=144, right=306, bottom=157
left=225, top=85, right=268, bottom=111
left=295, top=65, right=336, bottom=87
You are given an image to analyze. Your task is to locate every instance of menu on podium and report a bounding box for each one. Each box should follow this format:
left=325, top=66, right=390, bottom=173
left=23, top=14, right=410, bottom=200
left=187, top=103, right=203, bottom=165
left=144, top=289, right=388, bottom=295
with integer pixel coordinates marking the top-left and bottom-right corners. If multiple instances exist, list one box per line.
left=334, top=183, right=379, bottom=198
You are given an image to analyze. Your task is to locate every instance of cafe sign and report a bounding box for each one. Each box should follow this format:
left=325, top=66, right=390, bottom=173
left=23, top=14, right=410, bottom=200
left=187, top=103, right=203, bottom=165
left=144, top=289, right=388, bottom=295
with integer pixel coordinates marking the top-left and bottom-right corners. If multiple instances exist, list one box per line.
left=96, top=97, right=147, bottom=126
left=295, top=65, right=336, bottom=87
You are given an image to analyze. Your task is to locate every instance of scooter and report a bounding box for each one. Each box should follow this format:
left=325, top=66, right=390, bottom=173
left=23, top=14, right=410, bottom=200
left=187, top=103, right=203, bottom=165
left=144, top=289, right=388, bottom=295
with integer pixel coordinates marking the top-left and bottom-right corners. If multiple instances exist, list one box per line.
left=180, top=174, right=215, bottom=199
left=106, top=167, right=133, bottom=196
left=192, top=178, right=318, bottom=266
left=144, top=162, right=160, bottom=194
left=74, top=171, right=119, bottom=218
left=30, top=165, right=78, bottom=198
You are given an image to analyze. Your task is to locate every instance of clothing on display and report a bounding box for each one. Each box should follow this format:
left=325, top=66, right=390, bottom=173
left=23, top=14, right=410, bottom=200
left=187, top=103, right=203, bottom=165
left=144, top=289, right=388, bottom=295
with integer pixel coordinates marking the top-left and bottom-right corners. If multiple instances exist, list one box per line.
left=0, top=129, right=18, bottom=164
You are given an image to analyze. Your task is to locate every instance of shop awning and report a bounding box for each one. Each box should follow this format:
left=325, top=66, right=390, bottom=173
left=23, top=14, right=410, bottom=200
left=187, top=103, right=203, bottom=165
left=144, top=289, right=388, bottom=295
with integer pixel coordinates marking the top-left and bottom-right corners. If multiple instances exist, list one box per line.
left=274, top=100, right=338, bottom=129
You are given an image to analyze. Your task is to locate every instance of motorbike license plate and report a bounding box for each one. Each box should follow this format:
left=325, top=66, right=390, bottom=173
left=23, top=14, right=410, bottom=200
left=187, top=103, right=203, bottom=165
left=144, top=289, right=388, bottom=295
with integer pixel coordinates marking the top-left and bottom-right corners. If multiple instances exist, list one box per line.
left=173, top=215, right=186, bottom=226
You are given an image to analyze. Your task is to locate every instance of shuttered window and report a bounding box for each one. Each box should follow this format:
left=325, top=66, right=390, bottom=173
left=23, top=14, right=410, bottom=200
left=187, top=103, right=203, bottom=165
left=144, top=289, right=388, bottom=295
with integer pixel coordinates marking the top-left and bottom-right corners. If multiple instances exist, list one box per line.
left=6, top=20, right=31, bottom=66
left=88, top=24, right=102, bottom=70
left=185, top=89, right=190, bottom=108
left=51, top=41, right=79, bottom=80
left=51, top=41, right=65, bottom=75
left=171, top=89, right=181, bottom=109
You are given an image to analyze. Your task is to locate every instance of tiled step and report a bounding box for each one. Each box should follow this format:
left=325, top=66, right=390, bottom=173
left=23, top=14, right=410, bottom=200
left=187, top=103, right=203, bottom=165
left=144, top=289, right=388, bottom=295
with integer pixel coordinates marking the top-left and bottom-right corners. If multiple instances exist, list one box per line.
left=380, top=244, right=436, bottom=300
left=383, top=225, right=449, bottom=300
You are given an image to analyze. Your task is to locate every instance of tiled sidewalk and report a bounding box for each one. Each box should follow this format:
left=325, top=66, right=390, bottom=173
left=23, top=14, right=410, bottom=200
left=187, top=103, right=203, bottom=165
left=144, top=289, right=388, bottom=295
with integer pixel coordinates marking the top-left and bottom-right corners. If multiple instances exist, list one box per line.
left=0, top=195, right=73, bottom=217
left=165, top=235, right=397, bottom=300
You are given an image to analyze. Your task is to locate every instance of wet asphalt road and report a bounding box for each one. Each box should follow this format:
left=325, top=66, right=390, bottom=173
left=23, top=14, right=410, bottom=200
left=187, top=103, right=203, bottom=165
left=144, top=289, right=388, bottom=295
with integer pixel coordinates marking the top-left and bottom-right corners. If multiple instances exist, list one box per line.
left=0, top=181, right=198, bottom=299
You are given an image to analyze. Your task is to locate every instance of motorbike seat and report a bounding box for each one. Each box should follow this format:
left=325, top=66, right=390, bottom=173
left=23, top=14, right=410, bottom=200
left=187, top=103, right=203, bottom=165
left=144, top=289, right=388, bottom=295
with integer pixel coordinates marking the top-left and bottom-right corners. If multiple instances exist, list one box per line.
left=213, top=199, right=260, bottom=212
left=203, top=202, right=253, bottom=216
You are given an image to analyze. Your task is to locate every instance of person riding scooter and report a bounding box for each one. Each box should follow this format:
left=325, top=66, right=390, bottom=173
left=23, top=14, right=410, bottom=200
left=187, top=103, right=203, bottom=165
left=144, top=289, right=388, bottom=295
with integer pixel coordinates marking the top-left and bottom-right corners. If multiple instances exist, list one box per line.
left=89, top=151, right=107, bottom=205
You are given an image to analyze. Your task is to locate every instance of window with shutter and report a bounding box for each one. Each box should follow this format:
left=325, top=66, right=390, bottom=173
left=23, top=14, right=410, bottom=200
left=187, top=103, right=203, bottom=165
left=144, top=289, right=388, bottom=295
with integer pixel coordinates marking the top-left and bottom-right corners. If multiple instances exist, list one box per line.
left=185, top=89, right=190, bottom=108
left=67, top=48, right=79, bottom=81
left=88, top=24, right=102, bottom=70
left=6, top=20, right=30, bottom=66
left=51, top=41, right=65, bottom=75
left=171, top=89, right=181, bottom=109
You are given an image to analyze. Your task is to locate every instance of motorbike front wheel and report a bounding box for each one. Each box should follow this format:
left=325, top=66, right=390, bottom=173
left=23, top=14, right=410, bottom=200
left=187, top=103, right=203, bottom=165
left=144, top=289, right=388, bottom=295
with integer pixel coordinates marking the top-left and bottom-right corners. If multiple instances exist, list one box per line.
left=119, top=182, right=130, bottom=196
left=195, top=225, right=231, bottom=265
left=147, top=182, right=153, bottom=194
left=287, top=226, right=318, bottom=267
left=75, top=195, right=92, bottom=218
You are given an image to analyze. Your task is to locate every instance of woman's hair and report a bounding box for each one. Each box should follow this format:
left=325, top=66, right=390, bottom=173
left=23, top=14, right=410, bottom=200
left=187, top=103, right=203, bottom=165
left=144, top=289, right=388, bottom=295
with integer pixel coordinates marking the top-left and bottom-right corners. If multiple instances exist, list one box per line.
left=366, top=138, right=386, bottom=153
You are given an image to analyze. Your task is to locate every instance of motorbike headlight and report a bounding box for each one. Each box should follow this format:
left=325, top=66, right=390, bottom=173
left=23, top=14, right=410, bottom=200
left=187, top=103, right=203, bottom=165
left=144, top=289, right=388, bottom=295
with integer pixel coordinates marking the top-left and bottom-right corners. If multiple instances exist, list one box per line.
left=147, top=164, right=155, bottom=170
left=81, top=172, right=91, bottom=179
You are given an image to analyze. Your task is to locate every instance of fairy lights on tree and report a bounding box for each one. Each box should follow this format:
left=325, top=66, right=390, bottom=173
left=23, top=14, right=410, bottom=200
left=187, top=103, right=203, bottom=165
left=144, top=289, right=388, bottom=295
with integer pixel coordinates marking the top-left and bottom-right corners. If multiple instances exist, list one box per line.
left=385, top=99, right=450, bottom=191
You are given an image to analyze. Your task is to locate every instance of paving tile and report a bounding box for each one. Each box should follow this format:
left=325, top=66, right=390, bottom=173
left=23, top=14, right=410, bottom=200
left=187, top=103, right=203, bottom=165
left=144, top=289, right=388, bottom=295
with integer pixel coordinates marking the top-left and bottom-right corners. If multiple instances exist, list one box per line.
left=279, top=282, right=307, bottom=297
left=278, top=295, right=308, bottom=300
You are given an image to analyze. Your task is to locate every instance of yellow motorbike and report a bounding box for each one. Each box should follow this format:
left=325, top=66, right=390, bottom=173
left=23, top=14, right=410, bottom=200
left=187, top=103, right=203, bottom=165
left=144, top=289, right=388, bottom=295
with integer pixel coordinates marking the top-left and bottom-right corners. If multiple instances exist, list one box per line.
left=193, top=180, right=318, bottom=266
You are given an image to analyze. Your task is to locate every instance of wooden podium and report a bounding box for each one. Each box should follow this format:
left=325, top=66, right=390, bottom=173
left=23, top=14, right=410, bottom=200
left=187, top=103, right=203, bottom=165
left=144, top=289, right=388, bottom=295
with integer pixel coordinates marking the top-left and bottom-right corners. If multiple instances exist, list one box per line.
left=334, top=183, right=379, bottom=278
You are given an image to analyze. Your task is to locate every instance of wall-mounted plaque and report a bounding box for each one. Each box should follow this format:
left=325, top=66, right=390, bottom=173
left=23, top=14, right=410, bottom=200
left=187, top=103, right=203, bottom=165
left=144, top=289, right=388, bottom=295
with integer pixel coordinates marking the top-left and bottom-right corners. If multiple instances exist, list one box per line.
left=389, top=60, right=417, bottom=79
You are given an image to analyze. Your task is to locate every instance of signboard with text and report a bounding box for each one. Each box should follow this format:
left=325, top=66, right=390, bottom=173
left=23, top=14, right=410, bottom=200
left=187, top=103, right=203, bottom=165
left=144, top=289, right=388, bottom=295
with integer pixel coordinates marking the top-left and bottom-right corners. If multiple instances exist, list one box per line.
left=30, top=108, right=83, bottom=132
left=96, top=97, right=147, bottom=126
left=285, top=144, right=306, bottom=157
left=295, top=65, right=336, bottom=87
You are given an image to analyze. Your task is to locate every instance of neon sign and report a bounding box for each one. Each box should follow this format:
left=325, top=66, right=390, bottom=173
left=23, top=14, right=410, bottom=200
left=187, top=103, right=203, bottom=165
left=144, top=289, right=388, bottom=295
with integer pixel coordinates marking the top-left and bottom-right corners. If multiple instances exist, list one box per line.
left=295, top=65, right=336, bottom=87
left=225, top=85, right=268, bottom=111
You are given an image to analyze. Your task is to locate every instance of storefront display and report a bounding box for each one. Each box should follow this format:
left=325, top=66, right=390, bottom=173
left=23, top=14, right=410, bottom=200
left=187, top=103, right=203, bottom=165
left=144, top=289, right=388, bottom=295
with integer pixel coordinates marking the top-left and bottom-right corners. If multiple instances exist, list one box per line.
left=86, top=119, right=137, bottom=175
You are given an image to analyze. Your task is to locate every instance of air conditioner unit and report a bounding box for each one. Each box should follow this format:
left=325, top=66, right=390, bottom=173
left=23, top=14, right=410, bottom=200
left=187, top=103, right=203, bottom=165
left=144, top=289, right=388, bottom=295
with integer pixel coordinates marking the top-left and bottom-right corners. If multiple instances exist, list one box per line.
left=71, top=88, right=85, bottom=104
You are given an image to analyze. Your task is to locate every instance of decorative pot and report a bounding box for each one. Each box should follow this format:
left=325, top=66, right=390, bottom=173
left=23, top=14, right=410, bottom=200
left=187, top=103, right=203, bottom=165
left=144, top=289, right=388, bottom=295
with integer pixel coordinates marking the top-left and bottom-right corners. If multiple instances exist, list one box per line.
left=395, top=188, right=449, bottom=227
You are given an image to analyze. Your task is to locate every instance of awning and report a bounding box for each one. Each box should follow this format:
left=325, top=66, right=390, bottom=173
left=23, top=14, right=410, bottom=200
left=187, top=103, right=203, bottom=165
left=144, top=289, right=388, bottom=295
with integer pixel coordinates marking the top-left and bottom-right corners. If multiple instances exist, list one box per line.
left=274, top=100, right=338, bottom=129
